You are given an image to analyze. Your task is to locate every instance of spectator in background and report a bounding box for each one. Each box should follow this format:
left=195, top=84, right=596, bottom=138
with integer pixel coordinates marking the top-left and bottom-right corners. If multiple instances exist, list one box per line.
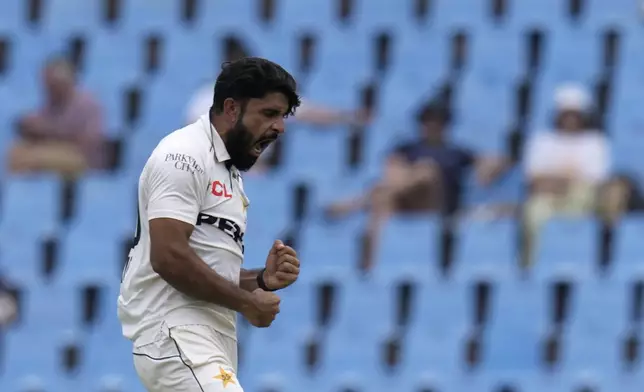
left=326, top=102, right=508, bottom=271
left=523, top=84, right=610, bottom=264
left=0, top=279, right=17, bottom=327
left=598, top=174, right=644, bottom=223
left=7, top=57, right=105, bottom=179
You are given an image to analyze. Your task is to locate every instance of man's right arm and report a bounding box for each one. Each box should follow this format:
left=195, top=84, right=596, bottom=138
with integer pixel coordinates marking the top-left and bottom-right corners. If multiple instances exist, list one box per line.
left=149, top=218, right=255, bottom=313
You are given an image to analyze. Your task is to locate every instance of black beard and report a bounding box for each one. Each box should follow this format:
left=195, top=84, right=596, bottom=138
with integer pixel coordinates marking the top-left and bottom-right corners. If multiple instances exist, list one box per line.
left=223, top=119, right=258, bottom=172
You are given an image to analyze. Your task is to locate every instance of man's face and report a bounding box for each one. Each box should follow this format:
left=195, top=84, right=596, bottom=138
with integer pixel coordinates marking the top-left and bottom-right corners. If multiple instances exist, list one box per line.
left=420, top=118, right=445, bottom=144
left=43, top=65, right=74, bottom=105
left=223, top=92, right=290, bottom=171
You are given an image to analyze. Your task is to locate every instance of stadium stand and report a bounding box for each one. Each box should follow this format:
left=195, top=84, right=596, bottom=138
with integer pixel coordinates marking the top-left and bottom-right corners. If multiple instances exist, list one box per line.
left=0, top=0, right=644, bottom=391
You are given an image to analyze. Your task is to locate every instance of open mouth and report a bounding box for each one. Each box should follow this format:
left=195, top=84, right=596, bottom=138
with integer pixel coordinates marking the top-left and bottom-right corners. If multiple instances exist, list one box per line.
left=252, top=135, right=278, bottom=156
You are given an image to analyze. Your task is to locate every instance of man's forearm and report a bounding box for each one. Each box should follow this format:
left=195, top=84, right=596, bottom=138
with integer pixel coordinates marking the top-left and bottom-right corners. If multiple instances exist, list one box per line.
left=240, top=268, right=264, bottom=292
left=153, top=245, right=255, bottom=313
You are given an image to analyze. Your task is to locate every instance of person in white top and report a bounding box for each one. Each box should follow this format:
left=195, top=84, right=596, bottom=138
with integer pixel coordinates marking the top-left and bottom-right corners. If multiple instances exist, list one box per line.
left=523, top=83, right=611, bottom=264
left=118, top=57, right=302, bottom=392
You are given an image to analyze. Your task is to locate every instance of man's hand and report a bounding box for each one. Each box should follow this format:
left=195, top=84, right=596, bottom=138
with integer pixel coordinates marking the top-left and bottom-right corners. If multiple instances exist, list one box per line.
left=242, top=289, right=281, bottom=327
left=263, top=240, right=300, bottom=290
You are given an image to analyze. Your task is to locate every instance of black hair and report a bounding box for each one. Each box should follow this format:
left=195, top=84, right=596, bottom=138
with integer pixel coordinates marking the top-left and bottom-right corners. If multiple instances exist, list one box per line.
left=416, top=101, right=451, bottom=126
left=211, top=57, right=301, bottom=117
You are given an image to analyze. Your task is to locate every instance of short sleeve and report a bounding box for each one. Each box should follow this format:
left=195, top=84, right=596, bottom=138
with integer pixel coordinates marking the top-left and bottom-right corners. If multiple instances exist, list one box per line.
left=144, top=147, right=208, bottom=225
left=524, top=133, right=551, bottom=177
left=582, top=135, right=611, bottom=183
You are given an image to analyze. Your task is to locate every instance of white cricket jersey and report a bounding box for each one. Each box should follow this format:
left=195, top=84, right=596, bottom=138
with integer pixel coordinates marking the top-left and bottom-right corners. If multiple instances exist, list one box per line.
left=118, top=115, right=249, bottom=345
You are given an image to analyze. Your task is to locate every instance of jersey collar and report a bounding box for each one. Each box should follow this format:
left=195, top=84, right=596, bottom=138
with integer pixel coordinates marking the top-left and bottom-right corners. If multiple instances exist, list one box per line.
left=200, top=114, right=231, bottom=163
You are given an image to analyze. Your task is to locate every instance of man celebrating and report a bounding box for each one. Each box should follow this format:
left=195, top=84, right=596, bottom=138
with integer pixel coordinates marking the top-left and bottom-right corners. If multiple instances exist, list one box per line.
left=118, top=57, right=302, bottom=391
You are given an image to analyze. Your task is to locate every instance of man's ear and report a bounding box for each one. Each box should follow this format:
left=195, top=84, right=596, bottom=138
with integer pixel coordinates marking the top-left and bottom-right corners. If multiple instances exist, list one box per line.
left=222, top=98, right=239, bottom=123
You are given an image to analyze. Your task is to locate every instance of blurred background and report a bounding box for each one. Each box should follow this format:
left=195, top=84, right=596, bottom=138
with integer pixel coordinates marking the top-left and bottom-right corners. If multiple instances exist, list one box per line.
left=1, top=0, right=644, bottom=391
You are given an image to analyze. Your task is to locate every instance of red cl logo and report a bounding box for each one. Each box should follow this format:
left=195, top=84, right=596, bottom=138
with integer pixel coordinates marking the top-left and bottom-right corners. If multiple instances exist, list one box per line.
left=212, top=181, right=232, bottom=199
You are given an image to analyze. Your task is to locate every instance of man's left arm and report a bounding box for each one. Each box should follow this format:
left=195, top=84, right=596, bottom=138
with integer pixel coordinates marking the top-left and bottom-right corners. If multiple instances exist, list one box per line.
left=239, top=269, right=266, bottom=292
left=240, top=240, right=300, bottom=292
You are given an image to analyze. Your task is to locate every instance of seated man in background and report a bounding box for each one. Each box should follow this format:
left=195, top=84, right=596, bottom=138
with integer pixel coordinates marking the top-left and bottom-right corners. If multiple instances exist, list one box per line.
left=523, top=84, right=610, bottom=264
left=0, top=278, right=17, bottom=327
left=8, top=57, right=105, bottom=179
left=327, top=102, right=507, bottom=271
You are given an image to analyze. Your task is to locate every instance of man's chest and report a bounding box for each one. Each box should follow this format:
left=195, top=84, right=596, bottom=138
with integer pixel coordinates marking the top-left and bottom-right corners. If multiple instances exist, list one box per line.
left=194, top=164, right=249, bottom=250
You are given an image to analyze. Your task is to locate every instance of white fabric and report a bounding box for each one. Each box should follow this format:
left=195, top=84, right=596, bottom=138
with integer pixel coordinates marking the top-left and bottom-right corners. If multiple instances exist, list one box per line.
left=133, top=324, right=243, bottom=391
left=524, top=130, right=610, bottom=184
left=185, top=84, right=215, bottom=125
left=119, top=115, right=250, bottom=347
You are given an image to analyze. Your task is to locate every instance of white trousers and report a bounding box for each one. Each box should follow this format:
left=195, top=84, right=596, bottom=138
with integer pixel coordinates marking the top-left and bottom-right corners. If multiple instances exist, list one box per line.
left=133, top=324, right=243, bottom=392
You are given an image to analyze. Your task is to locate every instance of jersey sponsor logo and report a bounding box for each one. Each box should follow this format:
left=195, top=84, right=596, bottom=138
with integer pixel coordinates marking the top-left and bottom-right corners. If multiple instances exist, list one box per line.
left=164, top=153, right=205, bottom=175
left=196, top=213, right=245, bottom=252
left=211, top=180, right=233, bottom=199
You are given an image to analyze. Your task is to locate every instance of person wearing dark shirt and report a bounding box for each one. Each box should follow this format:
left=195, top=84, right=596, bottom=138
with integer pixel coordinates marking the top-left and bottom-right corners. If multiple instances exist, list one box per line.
left=326, top=102, right=507, bottom=271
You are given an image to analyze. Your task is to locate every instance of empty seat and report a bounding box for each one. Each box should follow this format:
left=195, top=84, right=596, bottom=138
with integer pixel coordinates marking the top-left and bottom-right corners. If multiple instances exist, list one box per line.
left=562, top=280, right=628, bottom=375
left=509, top=0, right=566, bottom=29
left=533, top=217, right=599, bottom=281
left=42, top=0, right=102, bottom=34
left=298, top=217, right=365, bottom=282
left=317, top=279, right=395, bottom=386
left=72, top=174, right=137, bottom=239
left=275, top=0, right=337, bottom=31
left=0, top=174, right=62, bottom=240
left=120, top=0, right=177, bottom=34
left=21, top=284, right=82, bottom=331
left=2, top=328, right=77, bottom=391
left=281, top=124, right=349, bottom=180
left=453, top=218, right=518, bottom=281
left=0, top=236, right=43, bottom=285
left=57, top=228, right=123, bottom=285
left=401, top=281, right=471, bottom=376
left=376, top=214, right=440, bottom=279
left=481, top=281, right=550, bottom=376
left=611, top=215, right=644, bottom=279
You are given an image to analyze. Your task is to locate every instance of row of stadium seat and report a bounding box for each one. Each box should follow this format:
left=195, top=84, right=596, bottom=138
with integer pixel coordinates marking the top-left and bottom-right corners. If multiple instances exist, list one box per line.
left=4, top=279, right=644, bottom=391
left=1, top=0, right=643, bottom=32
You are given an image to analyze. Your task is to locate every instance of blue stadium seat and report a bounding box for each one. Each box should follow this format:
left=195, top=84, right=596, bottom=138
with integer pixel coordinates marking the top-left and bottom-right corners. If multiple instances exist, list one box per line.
left=0, top=174, right=62, bottom=240
left=42, top=0, right=102, bottom=34
left=453, top=76, right=512, bottom=153
left=453, top=218, right=518, bottom=281
left=401, top=281, right=471, bottom=377
left=241, top=312, right=312, bottom=391
left=468, top=28, right=523, bottom=88
left=57, top=228, right=123, bottom=285
left=0, top=237, right=43, bottom=285
left=22, top=284, right=82, bottom=331
left=298, top=217, right=365, bottom=282
left=509, top=0, right=566, bottom=29
left=0, top=0, right=24, bottom=31
left=611, top=215, right=644, bottom=279
left=317, top=279, right=395, bottom=387
left=532, top=217, right=599, bottom=281
left=120, top=0, right=177, bottom=34
left=353, top=0, right=415, bottom=32
left=375, top=214, right=440, bottom=279
left=562, top=280, right=627, bottom=376
left=2, top=329, right=78, bottom=392
left=281, top=124, right=349, bottom=180
left=481, top=280, right=549, bottom=376
left=585, top=0, right=640, bottom=28
left=464, top=165, right=525, bottom=209
left=431, top=0, right=488, bottom=29
left=71, top=174, right=137, bottom=239
left=275, top=0, right=337, bottom=31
